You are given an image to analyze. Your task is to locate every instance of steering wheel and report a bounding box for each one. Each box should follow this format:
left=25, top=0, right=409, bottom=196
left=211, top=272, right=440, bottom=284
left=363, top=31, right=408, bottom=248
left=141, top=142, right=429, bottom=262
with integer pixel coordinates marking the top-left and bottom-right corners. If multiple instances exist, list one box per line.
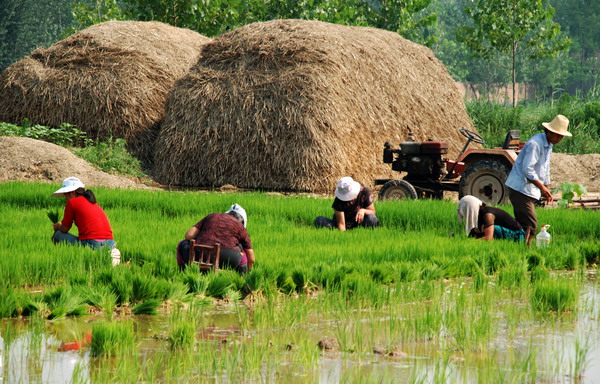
left=459, top=127, right=485, bottom=145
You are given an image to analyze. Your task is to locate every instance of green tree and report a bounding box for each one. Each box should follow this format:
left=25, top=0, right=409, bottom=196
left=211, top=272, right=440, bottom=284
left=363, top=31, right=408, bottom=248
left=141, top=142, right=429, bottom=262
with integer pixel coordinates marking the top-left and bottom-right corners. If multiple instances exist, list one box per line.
left=0, top=0, right=72, bottom=70
left=457, top=0, right=570, bottom=107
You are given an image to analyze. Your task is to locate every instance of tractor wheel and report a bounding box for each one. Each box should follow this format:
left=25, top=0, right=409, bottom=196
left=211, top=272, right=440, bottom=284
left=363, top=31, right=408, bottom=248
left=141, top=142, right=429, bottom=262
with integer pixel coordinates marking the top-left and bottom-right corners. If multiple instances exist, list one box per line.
left=379, top=180, right=418, bottom=200
left=459, top=159, right=510, bottom=205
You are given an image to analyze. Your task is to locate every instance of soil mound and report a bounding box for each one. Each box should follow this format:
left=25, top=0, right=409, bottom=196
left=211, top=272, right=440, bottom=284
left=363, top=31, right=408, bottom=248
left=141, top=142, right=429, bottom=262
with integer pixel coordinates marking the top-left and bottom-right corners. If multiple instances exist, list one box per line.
left=551, top=153, right=600, bottom=193
left=153, top=19, right=475, bottom=192
left=0, top=137, right=151, bottom=190
left=0, top=21, right=210, bottom=167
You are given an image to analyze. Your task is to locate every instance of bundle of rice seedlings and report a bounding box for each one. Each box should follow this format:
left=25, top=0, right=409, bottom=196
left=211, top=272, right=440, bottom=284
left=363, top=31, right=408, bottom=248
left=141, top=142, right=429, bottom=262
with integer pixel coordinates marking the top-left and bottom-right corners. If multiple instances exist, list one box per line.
left=0, top=288, right=19, bottom=318
left=0, top=21, right=210, bottom=167
left=206, top=274, right=232, bottom=299
left=43, top=286, right=88, bottom=319
left=154, top=19, right=475, bottom=192
left=168, top=320, right=196, bottom=350
left=91, top=321, right=135, bottom=357
left=132, top=299, right=160, bottom=315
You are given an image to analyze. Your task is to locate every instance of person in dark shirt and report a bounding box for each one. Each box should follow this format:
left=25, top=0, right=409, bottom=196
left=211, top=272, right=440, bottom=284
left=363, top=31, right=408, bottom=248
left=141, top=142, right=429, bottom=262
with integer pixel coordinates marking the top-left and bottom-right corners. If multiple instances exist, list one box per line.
left=457, top=195, right=524, bottom=242
left=177, top=204, right=255, bottom=274
left=314, top=176, right=379, bottom=231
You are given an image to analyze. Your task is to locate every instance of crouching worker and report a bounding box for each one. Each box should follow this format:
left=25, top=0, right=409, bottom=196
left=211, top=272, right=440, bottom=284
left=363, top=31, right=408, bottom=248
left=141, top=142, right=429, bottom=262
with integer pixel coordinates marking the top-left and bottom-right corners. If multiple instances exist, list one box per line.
left=457, top=195, right=525, bottom=241
left=315, top=176, right=379, bottom=231
left=52, top=177, right=117, bottom=250
left=177, top=204, right=255, bottom=274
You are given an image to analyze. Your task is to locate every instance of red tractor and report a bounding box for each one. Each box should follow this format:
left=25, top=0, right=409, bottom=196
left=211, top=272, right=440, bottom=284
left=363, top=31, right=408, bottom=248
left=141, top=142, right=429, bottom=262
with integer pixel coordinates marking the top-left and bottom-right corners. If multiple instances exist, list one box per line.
left=376, top=127, right=523, bottom=205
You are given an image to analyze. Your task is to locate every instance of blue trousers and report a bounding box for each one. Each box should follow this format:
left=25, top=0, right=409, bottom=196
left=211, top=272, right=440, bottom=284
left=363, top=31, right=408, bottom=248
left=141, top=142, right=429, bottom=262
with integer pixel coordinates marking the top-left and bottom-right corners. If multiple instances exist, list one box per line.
left=53, top=231, right=116, bottom=249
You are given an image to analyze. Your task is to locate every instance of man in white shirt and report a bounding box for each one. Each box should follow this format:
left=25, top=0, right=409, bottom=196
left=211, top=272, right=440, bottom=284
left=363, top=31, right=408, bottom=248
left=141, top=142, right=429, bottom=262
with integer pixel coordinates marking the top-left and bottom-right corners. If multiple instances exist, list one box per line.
left=505, top=115, right=572, bottom=244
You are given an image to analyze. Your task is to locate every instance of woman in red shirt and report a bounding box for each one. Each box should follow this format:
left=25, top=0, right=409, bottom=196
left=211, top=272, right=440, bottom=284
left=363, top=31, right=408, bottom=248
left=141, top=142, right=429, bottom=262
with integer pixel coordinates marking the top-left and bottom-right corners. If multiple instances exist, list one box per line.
left=52, top=177, right=116, bottom=250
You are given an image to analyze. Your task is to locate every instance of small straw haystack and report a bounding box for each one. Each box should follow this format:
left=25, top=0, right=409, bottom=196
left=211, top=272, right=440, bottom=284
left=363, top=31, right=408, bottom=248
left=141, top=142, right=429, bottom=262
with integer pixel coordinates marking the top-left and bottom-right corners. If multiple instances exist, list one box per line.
left=0, top=21, right=210, bottom=166
left=153, top=19, right=476, bottom=192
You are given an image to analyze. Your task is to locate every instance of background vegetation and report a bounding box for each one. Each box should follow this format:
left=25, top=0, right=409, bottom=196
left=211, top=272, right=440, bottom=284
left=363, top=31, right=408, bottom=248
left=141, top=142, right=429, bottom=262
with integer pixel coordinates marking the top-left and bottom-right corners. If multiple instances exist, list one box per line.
left=1, top=0, right=598, bottom=101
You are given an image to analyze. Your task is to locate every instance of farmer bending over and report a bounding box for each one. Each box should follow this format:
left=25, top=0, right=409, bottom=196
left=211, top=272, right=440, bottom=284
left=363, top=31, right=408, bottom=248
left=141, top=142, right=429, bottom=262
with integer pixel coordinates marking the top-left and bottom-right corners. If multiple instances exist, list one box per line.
left=177, top=204, right=255, bottom=274
left=457, top=195, right=524, bottom=241
left=51, top=177, right=116, bottom=249
left=315, top=176, right=379, bottom=231
left=505, top=114, right=572, bottom=244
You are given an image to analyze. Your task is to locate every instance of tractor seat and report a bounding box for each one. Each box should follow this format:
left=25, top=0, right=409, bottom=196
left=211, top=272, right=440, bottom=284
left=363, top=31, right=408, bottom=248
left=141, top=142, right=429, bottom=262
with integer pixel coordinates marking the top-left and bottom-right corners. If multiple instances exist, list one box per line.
left=502, top=130, right=521, bottom=150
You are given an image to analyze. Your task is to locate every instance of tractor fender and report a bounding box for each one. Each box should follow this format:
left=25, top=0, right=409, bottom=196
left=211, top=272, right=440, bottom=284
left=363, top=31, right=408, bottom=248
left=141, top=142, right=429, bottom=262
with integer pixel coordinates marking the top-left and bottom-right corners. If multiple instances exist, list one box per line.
left=456, top=149, right=517, bottom=171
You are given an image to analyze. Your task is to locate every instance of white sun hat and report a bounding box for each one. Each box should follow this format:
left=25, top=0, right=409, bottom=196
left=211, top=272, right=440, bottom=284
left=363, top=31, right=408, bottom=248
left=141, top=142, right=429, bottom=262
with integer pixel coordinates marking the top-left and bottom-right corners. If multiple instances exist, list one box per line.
left=226, top=203, right=247, bottom=227
left=542, top=114, right=572, bottom=137
left=335, top=176, right=361, bottom=201
left=52, top=177, right=85, bottom=197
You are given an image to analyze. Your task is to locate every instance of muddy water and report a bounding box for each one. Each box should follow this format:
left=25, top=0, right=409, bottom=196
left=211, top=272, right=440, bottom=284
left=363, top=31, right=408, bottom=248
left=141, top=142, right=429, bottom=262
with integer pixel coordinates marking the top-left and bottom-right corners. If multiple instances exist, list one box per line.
left=2, top=284, right=600, bottom=383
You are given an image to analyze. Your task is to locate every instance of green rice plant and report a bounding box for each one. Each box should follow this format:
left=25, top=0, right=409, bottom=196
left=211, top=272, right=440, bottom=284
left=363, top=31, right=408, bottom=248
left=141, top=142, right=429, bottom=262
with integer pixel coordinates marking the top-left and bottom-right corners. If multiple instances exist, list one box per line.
left=77, top=285, right=117, bottom=315
left=164, top=281, right=193, bottom=303
left=43, top=286, right=88, bottom=319
left=206, top=274, right=232, bottom=299
left=21, top=294, right=48, bottom=317
left=244, top=269, right=265, bottom=295
left=579, top=241, right=600, bottom=265
left=369, top=266, right=394, bottom=284
left=497, top=262, right=528, bottom=291
left=131, top=275, right=161, bottom=302
left=132, top=299, right=161, bottom=315
left=571, top=335, right=592, bottom=381
left=562, top=248, right=585, bottom=271
left=47, top=209, right=60, bottom=223
left=531, top=279, right=579, bottom=313
left=291, top=269, right=308, bottom=293
left=530, top=266, right=550, bottom=284
left=0, top=288, right=19, bottom=318
left=179, top=268, right=209, bottom=295
left=110, top=275, right=132, bottom=305
left=91, top=321, right=135, bottom=357
left=168, top=319, right=197, bottom=350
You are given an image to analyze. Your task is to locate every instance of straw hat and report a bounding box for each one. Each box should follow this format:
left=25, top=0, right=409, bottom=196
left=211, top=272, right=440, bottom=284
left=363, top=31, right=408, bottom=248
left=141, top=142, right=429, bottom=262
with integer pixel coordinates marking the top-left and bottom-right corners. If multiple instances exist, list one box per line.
left=52, top=177, right=84, bottom=197
left=542, top=115, right=572, bottom=137
left=335, top=176, right=361, bottom=201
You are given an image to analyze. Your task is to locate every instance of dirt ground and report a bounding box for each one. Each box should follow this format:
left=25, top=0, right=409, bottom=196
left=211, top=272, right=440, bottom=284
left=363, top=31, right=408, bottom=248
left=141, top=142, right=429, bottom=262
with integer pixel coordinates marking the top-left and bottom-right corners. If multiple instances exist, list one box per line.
left=0, top=136, right=598, bottom=195
left=0, top=137, right=153, bottom=190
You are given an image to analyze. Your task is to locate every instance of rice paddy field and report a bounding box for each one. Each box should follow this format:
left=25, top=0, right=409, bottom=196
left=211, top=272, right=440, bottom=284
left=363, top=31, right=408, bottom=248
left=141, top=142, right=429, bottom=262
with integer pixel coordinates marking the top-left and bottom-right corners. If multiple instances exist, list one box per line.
left=1, top=181, right=600, bottom=383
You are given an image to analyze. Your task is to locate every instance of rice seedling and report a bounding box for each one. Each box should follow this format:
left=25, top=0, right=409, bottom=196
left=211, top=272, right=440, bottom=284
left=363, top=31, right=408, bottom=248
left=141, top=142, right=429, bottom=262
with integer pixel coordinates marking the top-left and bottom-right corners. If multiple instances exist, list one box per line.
left=43, top=286, right=88, bottom=319
left=167, top=319, right=197, bottom=350
left=531, top=279, right=580, bottom=313
left=0, top=287, right=19, bottom=318
left=91, top=321, right=135, bottom=357
left=206, top=274, right=233, bottom=299
left=132, top=299, right=160, bottom=315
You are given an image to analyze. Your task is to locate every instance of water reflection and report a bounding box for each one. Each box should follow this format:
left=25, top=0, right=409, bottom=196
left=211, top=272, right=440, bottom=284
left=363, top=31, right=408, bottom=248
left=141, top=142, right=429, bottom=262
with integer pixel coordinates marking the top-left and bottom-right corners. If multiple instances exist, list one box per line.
left=1, top=282, right=600, bottom=383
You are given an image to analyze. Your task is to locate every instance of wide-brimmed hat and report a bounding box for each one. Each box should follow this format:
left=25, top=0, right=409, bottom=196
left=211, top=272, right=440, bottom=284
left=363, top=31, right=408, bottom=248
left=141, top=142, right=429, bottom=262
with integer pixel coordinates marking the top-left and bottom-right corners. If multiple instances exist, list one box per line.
left=335, top=177, right=361, bottom=201
left=542, top=115, right=572, bottom=137
left=52, top=177, right=84, bottom=197
left=226, top=203, right=247, bottom=227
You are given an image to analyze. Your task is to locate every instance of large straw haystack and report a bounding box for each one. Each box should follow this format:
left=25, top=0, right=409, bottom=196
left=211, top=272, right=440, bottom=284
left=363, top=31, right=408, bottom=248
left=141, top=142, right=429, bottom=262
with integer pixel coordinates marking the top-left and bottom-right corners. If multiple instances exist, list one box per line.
left=0, top=21, right=210, bottom=166
left=154, top=19, right=475, bottom=192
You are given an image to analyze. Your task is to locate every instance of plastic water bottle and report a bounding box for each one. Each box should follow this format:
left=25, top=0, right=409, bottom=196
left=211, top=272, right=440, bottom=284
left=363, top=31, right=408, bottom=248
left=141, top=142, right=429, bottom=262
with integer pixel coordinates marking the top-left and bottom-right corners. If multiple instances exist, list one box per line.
left=536, top=225, right=551, bottom=248
left=111, top=248, right=121, bottom=266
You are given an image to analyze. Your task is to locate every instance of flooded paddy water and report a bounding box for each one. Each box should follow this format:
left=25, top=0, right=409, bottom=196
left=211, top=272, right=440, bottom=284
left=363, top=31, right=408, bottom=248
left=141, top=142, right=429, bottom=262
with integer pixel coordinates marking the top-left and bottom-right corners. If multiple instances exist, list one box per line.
left=2, top=279, right=600, bottom=383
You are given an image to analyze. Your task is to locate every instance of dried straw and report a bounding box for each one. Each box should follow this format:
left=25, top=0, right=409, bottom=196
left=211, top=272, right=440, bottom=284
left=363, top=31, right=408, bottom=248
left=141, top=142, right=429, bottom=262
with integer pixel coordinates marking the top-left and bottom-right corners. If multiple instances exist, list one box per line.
left=0, top=21, right=210, bottom=167
left=153, top=19, right=476, bottom=192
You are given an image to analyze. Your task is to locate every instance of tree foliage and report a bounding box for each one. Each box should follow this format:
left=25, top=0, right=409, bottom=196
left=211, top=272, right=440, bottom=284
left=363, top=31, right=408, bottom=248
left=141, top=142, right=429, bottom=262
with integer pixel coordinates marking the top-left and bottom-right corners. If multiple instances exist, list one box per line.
left=457, top=0, right=570, bottom=106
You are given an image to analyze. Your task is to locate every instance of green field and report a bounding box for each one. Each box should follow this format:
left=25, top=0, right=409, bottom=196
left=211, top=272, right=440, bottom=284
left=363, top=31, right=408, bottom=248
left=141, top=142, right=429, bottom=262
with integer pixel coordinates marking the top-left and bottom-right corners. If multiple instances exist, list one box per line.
left=1, top=182, right=599, bottom=383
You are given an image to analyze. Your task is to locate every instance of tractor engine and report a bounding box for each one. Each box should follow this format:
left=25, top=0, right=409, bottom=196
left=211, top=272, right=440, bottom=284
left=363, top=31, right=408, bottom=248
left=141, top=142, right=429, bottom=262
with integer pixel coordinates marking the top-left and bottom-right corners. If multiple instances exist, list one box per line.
left=383, top=138, right=448, bottom=181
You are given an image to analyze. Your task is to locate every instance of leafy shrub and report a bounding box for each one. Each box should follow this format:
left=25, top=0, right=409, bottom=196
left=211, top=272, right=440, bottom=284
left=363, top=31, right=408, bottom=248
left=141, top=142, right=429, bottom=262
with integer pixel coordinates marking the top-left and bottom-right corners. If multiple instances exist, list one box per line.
left=74, top=137, right=145, bottom=178
left=0, top=120, right=90, bottom=147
